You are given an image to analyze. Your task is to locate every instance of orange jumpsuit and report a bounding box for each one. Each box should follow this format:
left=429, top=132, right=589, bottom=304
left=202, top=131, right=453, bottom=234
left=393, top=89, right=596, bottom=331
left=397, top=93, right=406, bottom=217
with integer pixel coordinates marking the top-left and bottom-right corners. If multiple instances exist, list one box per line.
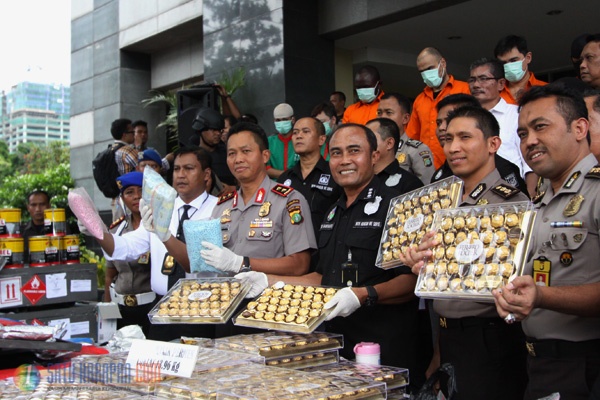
left=500, top=72, right=547, bottom=105
left=342, top=91, right=384, bottom=125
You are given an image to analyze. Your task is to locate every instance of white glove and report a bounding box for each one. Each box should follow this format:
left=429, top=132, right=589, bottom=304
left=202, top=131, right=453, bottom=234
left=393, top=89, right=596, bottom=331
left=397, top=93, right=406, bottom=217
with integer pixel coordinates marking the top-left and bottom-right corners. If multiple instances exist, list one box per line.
left=77, top=217, right=107, bottom=239
left=140, top=198, right=171, bottom=242
left=234, top=272, right=269, bottom=298
left=201, top=241, right=244, bottom=273
left=324, top=287, right=361, bottom=320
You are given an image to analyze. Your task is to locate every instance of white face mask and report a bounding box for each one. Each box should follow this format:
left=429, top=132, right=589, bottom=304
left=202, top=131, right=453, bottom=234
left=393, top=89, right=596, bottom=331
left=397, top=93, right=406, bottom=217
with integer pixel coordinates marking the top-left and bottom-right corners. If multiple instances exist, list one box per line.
left=421, top=62, right=444, bottom=88
left=356, top=82, right=379, bottom=103
left=503, top=59, right=527, bottom=82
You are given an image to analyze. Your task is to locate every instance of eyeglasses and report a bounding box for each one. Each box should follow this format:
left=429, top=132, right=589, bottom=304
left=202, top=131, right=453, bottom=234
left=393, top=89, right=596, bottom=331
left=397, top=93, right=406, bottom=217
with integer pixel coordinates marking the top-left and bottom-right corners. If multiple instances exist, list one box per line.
left=467, top=76, right=499, bottom=84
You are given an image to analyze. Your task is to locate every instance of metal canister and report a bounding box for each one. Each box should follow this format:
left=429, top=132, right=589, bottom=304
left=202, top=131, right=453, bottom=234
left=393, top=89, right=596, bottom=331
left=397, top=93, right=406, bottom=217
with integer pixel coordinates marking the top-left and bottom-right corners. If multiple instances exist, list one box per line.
left=0, top=237, right=24, bottom=268
left=60, top=234, right=80, bottom=264
left=47, top=236, right=61, bottom=265
left=29, top=236, right=51, bottom=267
left=44, top=208, right=66, bottom=236
left=0, top=208, right=22, bottom=237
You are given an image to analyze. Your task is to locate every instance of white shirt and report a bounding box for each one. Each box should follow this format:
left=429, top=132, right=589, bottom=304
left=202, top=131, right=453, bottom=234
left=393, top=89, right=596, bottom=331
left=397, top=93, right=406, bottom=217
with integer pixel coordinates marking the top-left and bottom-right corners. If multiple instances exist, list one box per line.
left=105, top=191, right=217, bottom=295
left=489, top=98, right=532, bottom=178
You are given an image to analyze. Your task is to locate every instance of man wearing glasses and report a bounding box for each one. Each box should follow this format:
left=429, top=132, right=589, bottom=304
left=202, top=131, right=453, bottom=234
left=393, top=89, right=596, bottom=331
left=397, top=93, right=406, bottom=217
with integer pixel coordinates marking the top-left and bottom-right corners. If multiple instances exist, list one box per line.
left=469, top=58, right=536, bottom=197
left=110, top=118, right=139, bottom=176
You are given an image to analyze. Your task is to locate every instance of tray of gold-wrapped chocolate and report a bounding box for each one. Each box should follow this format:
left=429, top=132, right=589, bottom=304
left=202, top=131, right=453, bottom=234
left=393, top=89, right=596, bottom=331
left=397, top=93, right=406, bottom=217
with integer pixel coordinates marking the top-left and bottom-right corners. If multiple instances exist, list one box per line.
left=302, top=359, right=409, bottom=390
left=377, top=176, right=463, bottom=269
left=415, top=201, right=536, bottom=302
left=148, top=278, right=249, bottom=324
left=233, top=282, right=338, bottom=333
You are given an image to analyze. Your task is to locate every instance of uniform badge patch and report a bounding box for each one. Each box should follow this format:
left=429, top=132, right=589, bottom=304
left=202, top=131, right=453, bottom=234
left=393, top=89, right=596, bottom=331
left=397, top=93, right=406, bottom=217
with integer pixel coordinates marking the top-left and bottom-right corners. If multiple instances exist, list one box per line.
left=469, top=183, right=486, bottom=200
left=563, top=194, right=584, bottom=217
left=289, top=208, right=303, bottom=224
left=396, top=153, right=407, bottom=164
left=217, top=191, right=235, bottom=205
left=422, top=155, right=432, bottom=167
left=259, top=201, right=271, bottom=217
left=364, top=196, right=382, bottom=215
left=318, top=174, right=331, bottom=185
left=272, top=184, right=294, bottom=197
left=560, top=252, right=573, bottom=266
left=327, top=207, right=336, bottom=221
left=283, top=179, right=292, bottom=186
left=434, top=169, right=443, bottom=180
left=563, top=171, right=581, bottom=189
left=491, top=184, right=520, bottom=199
left=585, top=165, right=600, bottom=179
left=386, top=173, right=402, bottom=187
left=109, top=216, right=125, bottom=230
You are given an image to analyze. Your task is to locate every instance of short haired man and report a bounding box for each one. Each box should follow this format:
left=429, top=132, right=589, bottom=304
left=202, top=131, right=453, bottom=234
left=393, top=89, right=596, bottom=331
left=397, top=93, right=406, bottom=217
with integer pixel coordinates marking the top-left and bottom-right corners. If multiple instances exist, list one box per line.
left=431, top=94, right=527, bottom=194
left=22, top=190, right=51, bottom=263
left=402, top=106, right=528, bottom=399
left=584, top=89, right=600, bottom=160
left=330, top=91, right=346, bottom=124
left=377, top=92, right=435, bottom=183
left=469, top=58, right=536, bottom=195
left=342, top=66, right=384, bottom=125
left=311, top=102, right=337, bottom=159
left=132, top=120, right=149, bottom=151
left=580, top=34, right=600, bottom=90
left=267, top=103, right=297, bottom=179
left=493, top=85, right=600, bottom=399
left=110, top=118, right=138, bottom=175
left=366, top=118, right=423, bottom=195
left=494, top=35, right=547, bottom=105
left=278, top=117, right=342, bottom=270
left=407, top=47, right=470, bottom=169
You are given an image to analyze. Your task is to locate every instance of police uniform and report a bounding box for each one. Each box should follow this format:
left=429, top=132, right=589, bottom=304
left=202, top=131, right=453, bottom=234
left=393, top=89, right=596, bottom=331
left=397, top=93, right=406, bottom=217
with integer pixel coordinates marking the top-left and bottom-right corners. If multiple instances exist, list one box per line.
left=212, top=175, right=317, bottom=260
left=316, top=176, right=421, bottom=385
left=107, top=191, right=218, bottom=341
left=431, top=154, right=528, bottom=196
left=377, top=160, right=423, bottom=196
left=521, top=154, right=600, bottom=400
left=395, top=134, right=435, bottom=184
left=433, top=169, right=528, bottom=400
left=106, top=216, right=154, bottom=335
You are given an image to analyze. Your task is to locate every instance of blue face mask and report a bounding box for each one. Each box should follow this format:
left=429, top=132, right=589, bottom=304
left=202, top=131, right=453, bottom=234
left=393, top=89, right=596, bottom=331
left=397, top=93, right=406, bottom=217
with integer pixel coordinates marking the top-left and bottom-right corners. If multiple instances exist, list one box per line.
left=504, top=60, right=526, bottom=82
left=356, top=82, right=379, bottom=103
left=421, top=62, right=444, bottom=88
left=275, top=120, right=293, bottom=134
left=323, top=121, right=332, bottom=136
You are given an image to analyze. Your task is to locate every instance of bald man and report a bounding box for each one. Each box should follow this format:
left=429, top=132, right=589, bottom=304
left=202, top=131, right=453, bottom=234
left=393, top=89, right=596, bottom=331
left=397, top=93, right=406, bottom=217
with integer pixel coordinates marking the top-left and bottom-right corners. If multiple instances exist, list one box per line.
left=406, top=47, right=470, bottom=169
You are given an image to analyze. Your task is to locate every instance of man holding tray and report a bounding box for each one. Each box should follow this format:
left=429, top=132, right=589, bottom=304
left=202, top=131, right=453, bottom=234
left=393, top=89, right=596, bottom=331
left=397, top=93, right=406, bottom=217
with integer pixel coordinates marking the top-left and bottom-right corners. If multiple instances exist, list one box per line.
left=400, top=106, right=528, bottom=399
left=493, top=85, right=600, bottom=399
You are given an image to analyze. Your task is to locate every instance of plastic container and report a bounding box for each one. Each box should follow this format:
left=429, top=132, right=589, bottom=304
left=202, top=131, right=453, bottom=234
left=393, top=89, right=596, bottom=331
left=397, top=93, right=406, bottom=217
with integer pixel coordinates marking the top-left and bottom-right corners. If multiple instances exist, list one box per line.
left=354, top=342, right=380, bottom=365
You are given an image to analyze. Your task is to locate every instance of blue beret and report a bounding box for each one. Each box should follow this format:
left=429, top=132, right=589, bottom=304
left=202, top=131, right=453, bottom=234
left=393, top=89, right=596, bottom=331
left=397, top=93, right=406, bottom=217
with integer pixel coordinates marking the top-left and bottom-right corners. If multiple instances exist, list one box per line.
left=139, top=149, right=162, bottom=166
left=116, top=172, right=143, bottom=193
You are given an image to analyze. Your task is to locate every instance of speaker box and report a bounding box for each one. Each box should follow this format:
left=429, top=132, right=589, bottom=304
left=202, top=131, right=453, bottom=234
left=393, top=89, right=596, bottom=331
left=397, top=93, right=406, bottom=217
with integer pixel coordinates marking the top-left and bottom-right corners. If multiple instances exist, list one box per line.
left=177, top=86, right=220, bottom=146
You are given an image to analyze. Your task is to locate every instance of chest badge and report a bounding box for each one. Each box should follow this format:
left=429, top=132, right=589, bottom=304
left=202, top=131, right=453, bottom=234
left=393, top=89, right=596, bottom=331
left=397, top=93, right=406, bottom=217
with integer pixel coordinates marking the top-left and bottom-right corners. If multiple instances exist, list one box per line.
left=434, top=169, right=443, bottom=180
left=327, top=207, right=337, bottom=222
left=259, top=201, right=271, bottom=217
left=560, top=252, right=573, bottom=266
left=396, top=153, right=406, bottom=164
left=318, top=174, right=331, bottom=185
left=563, top=194, right=584, bottom=217
left=386, top=173, right=402, bottom=187
left=532, top=256, right=551, bottom=286
left=364, top=196, right=382, bottom=215
left=283, top=179, right=292, bottom=186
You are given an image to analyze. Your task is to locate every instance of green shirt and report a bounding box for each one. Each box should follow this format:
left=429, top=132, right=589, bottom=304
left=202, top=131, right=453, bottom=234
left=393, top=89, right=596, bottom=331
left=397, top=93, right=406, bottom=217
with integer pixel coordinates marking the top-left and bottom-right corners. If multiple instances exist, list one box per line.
left=267, top=133, right=298, bottom=171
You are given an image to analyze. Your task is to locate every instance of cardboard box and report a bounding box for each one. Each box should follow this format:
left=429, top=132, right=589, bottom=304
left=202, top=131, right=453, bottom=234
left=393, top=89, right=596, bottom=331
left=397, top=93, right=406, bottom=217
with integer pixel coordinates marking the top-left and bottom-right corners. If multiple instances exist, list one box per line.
left=0, top=303, right=98, bottom=341
left=96, top=302, right=121, bottom=343
left=0, top=263, right=98, bottom=310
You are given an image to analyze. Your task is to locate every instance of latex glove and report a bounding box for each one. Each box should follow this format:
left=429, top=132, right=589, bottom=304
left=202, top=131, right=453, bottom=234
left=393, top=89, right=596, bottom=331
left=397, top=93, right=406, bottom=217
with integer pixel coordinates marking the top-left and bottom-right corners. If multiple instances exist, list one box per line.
left=201, top=241, right=244, bottom=273
left=324, top=287, right=361, bottom=320
left=234, top=272, right=269, bottom=298
left=140, top=198, right=171, bottom=242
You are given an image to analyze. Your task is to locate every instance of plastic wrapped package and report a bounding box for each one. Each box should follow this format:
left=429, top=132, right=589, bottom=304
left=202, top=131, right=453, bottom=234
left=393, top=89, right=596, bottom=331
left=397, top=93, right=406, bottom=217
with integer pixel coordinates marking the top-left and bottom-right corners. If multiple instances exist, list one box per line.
left=415, top=201, right=537, bottom=302
left=68, top=187, right=107, bottom=240
left=142, top=166, right=176, bottom=239
left=183, top=218, right=222, bottom=273
left=302, top=359, right=409, bottom=390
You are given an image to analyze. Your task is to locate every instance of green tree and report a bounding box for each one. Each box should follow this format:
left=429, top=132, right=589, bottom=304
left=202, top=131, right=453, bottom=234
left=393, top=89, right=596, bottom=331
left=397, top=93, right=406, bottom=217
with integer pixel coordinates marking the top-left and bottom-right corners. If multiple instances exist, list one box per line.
left=22, top=141, right=70, bottom=174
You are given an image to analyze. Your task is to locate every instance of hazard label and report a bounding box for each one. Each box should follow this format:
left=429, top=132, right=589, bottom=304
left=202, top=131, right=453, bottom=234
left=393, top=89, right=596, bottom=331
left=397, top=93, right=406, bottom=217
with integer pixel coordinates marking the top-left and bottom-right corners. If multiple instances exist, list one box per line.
left=21, top=275, right=46, bottom=305
left=0, top=277, right=22, bottom=308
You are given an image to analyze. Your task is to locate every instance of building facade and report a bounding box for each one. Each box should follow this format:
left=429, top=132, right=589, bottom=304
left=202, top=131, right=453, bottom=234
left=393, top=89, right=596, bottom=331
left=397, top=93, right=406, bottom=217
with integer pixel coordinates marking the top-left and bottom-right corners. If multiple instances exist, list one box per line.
left=0, top=82, right=70, bottom=153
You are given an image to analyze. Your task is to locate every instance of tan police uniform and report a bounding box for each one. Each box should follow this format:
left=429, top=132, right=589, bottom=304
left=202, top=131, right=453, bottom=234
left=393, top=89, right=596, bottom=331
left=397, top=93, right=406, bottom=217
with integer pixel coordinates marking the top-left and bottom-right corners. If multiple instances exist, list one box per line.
left=520, top=154, right=600, bottom=400
left=395, top=133, right=435, bottom=184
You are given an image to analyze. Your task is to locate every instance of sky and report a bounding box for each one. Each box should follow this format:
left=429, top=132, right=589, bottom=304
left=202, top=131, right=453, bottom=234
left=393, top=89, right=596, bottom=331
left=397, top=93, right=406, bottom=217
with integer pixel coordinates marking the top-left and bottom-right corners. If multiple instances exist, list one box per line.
left=0, top=0, right=71, bottom=92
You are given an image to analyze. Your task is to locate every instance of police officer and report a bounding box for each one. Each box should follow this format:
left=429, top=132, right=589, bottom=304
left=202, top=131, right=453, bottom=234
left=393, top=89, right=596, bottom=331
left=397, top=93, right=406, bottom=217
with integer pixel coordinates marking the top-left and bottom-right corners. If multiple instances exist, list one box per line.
left=493, top=85, right=600, bottom=400
left=377, top=92, right=435, bottom=183
left=366, top=118, right=423, bottom=196
left=401, top=106, right=528, bottom=400
left=104, top=172, right=155, bottom=336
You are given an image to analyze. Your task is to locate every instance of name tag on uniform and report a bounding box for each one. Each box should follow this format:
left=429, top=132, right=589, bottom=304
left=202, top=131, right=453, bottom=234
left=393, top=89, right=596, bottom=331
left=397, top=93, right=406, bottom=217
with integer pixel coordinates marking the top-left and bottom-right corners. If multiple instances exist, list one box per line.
left=137, top=252, right=150, bottom=264
left=354, top=220, right=382, bottom=228
left=533, top=256, right=551, bottom=286
left=320, top=223, right=334, bottom=231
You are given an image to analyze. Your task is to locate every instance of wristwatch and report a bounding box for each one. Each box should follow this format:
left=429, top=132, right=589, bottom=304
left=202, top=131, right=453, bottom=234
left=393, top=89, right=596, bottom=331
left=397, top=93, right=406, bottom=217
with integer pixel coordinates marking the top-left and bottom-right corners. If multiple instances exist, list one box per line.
left=365, top=286, right=378, bottom=307
left=240, top=256, right=252, bottom=273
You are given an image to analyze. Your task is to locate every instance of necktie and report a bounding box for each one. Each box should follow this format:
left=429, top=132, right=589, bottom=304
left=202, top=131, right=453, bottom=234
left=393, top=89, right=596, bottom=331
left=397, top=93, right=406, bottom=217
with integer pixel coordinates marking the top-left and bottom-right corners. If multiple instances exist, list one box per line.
left=168, top=204, right=192, bottom=290
left=177, top=205, right=192, bottom=243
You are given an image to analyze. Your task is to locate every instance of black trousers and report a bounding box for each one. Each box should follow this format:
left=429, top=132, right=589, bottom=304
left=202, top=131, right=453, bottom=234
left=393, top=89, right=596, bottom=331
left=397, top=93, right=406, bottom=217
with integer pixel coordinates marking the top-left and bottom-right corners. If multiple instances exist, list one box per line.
left=117, top=300, right=157, bottom=337
left=439, top=317, right=527, bottom=400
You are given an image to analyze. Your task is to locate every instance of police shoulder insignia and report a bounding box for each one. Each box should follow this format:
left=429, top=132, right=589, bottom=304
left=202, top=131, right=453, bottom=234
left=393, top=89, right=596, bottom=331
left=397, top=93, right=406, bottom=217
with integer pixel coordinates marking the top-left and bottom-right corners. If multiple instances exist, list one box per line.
left=491, top=184, right=520, bottom=199
left=109, top=216, right=125, bottom=230
left=217, top=190, right=236, bottom=205
left=469, top=183, right=486, bottom=199
left=531, top=191, right=545, bottom=204
left=406, top=139, right=422, bottom=148
left=272, top=184, right=294, bottom=197
left=585, top=165, right=600, bottom=179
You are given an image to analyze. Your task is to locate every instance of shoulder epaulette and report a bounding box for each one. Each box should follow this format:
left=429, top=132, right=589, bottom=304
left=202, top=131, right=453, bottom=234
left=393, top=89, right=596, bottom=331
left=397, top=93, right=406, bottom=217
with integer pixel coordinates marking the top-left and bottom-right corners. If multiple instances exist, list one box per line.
left=491, top=183, right=520, bottom=199
left=217, top=190, right=236, bottom=205
left=109, top=216, right=125, bottom=230
left=585, top=165, right=600, bottom=179
left=271, top=183, right=294, bottom=197
left=406, top=139, right=423, bottom=148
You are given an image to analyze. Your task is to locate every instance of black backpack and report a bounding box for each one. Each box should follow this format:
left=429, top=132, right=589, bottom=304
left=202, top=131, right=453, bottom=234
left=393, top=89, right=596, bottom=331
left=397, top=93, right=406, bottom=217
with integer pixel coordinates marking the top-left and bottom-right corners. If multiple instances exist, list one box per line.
left=92, top=143, right=125, bottom=198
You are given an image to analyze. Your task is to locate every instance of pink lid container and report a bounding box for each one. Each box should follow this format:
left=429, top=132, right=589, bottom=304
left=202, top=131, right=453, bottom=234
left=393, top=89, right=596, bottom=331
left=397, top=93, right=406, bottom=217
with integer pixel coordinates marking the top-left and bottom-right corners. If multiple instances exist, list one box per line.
left=353, top=342, right=380, bottom=355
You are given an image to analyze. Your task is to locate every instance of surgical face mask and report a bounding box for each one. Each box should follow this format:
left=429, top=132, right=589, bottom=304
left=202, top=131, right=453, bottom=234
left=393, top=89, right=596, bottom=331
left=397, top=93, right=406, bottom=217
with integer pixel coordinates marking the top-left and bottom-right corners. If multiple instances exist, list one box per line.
left=323, top=121, right=332, bottom=136
left=421, top=62, right=444, bottom=88
left=504, top=59, right=527, bottom=82
left=356, top=82, right=379, bottom=103
left=275, top=120, right=293, bottom=134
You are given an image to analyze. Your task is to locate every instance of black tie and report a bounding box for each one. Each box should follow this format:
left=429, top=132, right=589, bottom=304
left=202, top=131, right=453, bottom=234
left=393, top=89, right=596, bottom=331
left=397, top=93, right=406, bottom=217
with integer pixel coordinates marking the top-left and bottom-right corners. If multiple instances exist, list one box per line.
left=169, top=205, right=192, bottom=289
